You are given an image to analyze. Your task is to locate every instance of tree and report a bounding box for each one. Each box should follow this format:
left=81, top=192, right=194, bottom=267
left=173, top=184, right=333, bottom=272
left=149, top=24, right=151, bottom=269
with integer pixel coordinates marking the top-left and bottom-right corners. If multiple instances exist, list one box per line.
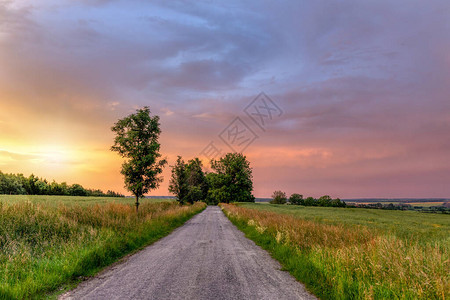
left=69, top=184, right=87, bottom=196
left=185, top=158, right=207, bottom=204
left=168, top=156, right=189, bottom=204
left=270, top=190, right=287, bottom=204
left=169, top=156, right=207, bottom=204
left=209, top=153, right=255, bottom=204
left=331, top=198, right=346, bottom=207
left=318, top=195, right=332, bottom=207
left=205, top=172, right=229, bottom=205
left=111, top=107, right=167, bottom=212
left=304, top=196, right=316, bottom=206
left=27, top=174, right=39, bottom=195
left=289, top=193, right=303, bottom=205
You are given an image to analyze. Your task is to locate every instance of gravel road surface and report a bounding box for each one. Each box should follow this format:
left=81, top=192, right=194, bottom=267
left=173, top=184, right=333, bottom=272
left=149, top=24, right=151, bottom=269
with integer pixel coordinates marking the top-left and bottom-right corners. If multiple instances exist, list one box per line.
left=61, top=206, right=316, bottom=300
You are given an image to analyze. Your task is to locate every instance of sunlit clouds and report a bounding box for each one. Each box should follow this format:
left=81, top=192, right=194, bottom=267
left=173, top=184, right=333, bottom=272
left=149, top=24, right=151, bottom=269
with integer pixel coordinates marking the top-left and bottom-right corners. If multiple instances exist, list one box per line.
left=0, top=0, right=449, bottom=197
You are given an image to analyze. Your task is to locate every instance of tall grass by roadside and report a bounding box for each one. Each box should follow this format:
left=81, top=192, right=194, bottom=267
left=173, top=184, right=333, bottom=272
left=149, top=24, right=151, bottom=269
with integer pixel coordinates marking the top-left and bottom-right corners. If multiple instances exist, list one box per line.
left=221, top=203, right=449, bottom=299
left=0, top=200, right=205, bottom=299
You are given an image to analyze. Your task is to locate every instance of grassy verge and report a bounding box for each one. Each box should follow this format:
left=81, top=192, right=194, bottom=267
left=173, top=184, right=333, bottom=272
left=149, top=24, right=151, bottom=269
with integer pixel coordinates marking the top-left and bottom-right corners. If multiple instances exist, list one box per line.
left=0, top=200, right=205, bottom=299
left=221, top=203, right=449, bottom=299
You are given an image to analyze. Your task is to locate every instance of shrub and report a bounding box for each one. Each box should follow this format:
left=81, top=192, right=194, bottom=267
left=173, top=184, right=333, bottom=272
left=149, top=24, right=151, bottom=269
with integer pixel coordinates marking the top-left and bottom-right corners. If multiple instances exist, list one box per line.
left=270, top=190, right=287, bottom=204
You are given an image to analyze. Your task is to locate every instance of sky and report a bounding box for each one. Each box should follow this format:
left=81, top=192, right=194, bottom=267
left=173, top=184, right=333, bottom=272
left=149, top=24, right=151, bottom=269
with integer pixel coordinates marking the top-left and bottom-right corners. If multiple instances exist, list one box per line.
left=0, top=0, right=449, bottom=198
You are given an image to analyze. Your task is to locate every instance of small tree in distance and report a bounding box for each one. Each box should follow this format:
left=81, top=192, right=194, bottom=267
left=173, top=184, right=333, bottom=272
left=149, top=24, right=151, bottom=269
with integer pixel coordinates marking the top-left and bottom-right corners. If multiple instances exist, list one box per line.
left=111, top=107, right=167, bottom=212
left=289, top=193, right=303, bottom=205
left=270, top=190, right=287, bottom=204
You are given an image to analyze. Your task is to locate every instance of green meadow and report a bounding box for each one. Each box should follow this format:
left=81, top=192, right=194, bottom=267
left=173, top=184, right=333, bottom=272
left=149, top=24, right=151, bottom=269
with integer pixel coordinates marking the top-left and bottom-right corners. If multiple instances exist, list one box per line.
left=222, top=203, right=449, bottom=299
left=239, top=203, right=449, bottom=243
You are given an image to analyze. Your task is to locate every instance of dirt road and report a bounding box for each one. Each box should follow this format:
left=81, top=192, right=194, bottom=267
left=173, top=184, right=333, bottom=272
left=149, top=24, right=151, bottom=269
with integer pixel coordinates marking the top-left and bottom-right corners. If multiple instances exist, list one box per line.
left=62, top=206, right=315, bottom=300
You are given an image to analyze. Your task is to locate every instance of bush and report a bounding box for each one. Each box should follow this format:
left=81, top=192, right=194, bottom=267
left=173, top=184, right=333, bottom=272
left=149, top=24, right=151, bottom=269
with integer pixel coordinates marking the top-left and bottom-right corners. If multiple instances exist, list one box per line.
left=270, top=190, right=287, bottom=204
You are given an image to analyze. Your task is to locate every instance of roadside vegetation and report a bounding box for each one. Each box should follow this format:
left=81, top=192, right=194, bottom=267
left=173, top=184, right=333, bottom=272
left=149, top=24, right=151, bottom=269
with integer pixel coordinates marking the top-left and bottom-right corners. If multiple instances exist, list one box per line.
left=0, top=199, right=205, bottom=299
left=221, top=203, right=449, bottom=299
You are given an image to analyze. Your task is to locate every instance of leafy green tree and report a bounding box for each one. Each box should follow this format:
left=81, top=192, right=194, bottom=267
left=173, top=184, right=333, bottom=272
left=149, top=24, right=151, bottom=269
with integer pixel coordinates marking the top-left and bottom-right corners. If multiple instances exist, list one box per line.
left=318, top=195, right=332, bottom=206
left=169, top=157, right=207, bottom=204
left=209, top=153, right=255, bottom=204
left=289, top=193, right=303, bottom=205
left=0, top=172, right=25, bottom=194
left=270, top=190, right=287, bottom=204
left=69, top=184, right=87, bottom=196
left=304, top=196, right=316, bottom=206
left=185, top=158, right=207, bottom=203
left=205, top=172, right=229, bottom=205
left=111, top=107, right=167, bottom=212
left=168, top=156, right=189, bottom=204
left=35, top=179, right=49, bottom=195
left=17, top=174, right=30, bottom=194
left=60, top=182, right=69, bottom=195
left=27, top=174, right=40, bottom=195
left=331, top=198, right=346, bottom=207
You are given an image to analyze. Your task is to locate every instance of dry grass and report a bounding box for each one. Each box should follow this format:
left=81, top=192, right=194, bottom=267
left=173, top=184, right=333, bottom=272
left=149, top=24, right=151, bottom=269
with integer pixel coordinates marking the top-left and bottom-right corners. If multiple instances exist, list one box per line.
left=221, top=203, right=449, bottom=299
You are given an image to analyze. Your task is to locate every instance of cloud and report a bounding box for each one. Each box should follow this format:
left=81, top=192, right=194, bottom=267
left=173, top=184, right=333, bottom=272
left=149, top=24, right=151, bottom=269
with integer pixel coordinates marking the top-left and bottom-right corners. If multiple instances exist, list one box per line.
left=0, top=0, right=449, bottom=197
left=0, top=150, right=41, bottom=161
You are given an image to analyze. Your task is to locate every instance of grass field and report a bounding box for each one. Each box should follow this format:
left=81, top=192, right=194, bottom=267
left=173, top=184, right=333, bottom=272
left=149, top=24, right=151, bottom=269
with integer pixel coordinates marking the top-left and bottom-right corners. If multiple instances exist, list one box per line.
left=345, top=201, right=446, bottom=207
left=407, top=202, right=446, bottom=207
left=221, top=203, right=449, bottom=299
left=0, top=195, right=174, bottom=206
left=0, top=196, right=205, bottom=299
left=238, top=203, right=449, bottom=243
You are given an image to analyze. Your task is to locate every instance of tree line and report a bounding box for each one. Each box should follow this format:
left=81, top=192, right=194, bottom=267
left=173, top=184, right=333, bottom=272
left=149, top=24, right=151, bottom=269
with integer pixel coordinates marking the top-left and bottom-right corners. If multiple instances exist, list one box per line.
left=348, top=202, right=449, bottom=213
left=0, top=171, right=124, bottom=197
left=270, top=190, right=346, bottom=207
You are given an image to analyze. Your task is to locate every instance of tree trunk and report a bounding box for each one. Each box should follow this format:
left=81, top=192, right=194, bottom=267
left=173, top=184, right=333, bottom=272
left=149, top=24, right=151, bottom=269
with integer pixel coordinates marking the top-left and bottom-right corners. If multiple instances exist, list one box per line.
left=135, top=195, right=139, bottom=213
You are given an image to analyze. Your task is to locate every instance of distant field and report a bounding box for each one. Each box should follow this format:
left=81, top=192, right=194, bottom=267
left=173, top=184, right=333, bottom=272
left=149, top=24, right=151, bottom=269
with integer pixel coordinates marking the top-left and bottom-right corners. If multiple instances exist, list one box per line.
left=407, top=201, right=445, bottom=207
left=222, top=203, right=449, bottom=299
left=0, top=195, right=174, bottom=206
left=239, top=203, right=449, bottom=242
left=346, top=201, right=446, bottom=207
